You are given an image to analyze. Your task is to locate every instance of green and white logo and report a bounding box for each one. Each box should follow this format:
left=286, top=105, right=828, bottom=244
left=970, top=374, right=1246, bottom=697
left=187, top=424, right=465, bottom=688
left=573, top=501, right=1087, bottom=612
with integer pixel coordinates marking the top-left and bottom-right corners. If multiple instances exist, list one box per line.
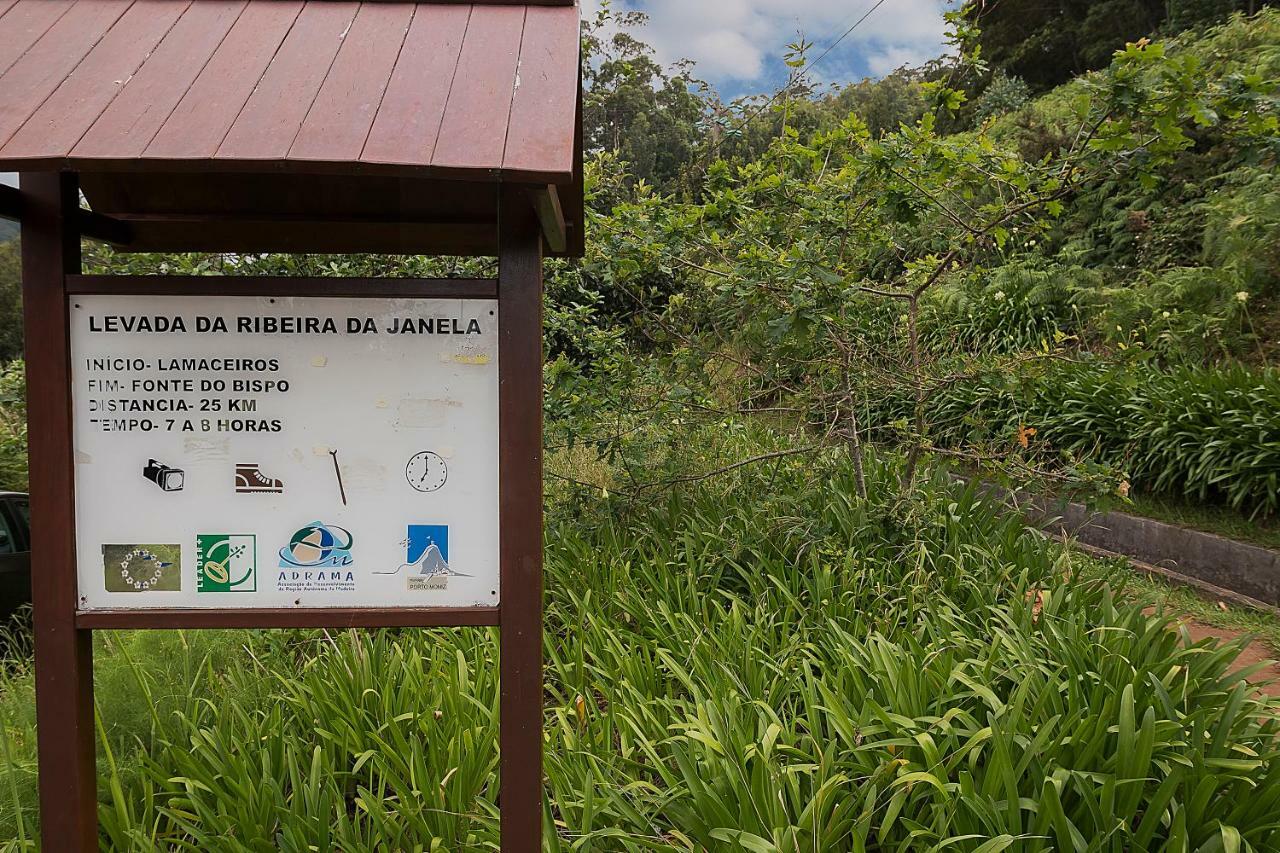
left=196, top=534, right=257, bottom=593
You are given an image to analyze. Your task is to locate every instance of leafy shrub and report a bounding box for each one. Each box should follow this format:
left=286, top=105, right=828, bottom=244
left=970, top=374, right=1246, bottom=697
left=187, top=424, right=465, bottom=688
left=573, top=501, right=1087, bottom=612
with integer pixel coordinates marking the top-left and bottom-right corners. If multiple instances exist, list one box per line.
left=925, top=262, right=1099, bottom=354
left=893, top=361, right=1280, bottom=516
left=1202, top=166, right=1280, bottom=299
left=1088, top=266, right=1257, bottom=361
left=973, top=71, right=1032, bottom=122
left=0, top=362, right=26, bottom=492
left=923, top=256, right=1261, bottom=362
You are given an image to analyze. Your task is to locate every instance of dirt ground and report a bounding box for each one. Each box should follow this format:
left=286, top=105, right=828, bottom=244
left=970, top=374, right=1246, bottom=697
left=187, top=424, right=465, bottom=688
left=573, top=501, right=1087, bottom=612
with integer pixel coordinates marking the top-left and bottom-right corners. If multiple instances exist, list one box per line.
left=1147, top=609, right=1280, bottom=698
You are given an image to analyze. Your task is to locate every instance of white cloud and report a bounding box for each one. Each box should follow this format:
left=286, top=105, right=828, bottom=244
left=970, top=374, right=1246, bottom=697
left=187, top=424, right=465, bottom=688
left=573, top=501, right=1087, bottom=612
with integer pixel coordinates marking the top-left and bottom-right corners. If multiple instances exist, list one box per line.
left=0, top=173, right=14, bottom=188
left=585, top=0, right=952, bottom=86
left=865, top=43, right=933, bottom=76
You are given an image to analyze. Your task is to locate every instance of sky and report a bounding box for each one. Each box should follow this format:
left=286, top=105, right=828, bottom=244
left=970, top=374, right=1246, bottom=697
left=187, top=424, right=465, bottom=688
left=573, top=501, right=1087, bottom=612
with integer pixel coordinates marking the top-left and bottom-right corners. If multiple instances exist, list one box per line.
left=583, top=0, right=954, bottom=96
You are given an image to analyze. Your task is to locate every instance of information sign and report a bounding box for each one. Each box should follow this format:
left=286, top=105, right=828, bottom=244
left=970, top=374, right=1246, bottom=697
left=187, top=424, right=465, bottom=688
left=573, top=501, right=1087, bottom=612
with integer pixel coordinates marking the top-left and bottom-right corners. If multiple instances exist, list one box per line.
left=69, top=294, right=500, bottom=610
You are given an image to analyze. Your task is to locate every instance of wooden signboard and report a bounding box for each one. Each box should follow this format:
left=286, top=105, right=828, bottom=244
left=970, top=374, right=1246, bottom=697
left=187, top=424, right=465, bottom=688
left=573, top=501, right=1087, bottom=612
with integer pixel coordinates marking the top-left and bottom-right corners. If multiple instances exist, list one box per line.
left=20, top=175, right=547, bottom=850
left=4, top=1, right=580, bottom=846
left=71, top=292, right=501, bottom=611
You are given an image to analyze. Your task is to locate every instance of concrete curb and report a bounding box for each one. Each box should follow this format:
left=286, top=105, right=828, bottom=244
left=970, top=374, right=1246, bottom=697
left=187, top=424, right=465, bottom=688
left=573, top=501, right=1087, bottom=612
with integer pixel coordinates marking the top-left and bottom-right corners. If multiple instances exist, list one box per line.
left=1045, top=532, right=1280, bottom=617
left=989, top=486, right=1280, bottom=607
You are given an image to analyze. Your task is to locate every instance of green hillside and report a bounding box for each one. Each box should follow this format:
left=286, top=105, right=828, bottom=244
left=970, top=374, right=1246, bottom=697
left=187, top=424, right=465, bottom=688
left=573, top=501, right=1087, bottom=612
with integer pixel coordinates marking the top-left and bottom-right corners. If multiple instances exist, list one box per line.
left=544, top=9, right=1280, bottom=529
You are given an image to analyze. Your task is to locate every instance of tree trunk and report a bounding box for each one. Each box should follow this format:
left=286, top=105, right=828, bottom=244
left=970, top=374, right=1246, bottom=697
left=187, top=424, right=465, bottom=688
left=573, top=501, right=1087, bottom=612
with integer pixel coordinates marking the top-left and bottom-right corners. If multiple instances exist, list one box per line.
left=900, top=294, right=927, bottom=495
left=845, top=360, right=869, bottom=501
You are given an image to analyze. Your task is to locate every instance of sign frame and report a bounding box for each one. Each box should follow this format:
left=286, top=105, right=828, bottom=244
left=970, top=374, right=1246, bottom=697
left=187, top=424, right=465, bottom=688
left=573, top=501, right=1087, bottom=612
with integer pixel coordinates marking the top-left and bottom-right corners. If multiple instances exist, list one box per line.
left=70, top=288, right=503, bottom=616
left=22, top=174, right=545, bottom=849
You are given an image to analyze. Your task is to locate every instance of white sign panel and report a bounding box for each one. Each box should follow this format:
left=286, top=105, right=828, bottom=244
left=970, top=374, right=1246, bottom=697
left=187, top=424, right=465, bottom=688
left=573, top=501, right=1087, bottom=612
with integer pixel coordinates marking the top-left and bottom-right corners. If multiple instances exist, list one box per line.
left=70, top=294, right=499, bottom=610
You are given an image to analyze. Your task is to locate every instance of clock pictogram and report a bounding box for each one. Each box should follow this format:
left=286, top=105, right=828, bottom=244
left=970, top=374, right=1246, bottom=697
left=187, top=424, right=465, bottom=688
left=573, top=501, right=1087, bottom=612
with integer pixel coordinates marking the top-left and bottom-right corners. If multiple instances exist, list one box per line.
left=405, top=451, right=448, bottom=493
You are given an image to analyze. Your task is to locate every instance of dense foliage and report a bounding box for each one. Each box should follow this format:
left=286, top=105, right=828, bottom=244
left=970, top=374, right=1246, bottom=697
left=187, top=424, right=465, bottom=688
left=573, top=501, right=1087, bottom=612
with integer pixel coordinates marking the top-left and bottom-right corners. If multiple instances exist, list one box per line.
left=966, top=0, right=1276, bottom=93
left=1, top=440, right=1276, bottom=850
left=872, top=361, right=1280, bottom=517
left=552, top=10, right=1280, bottom=520
left=0, top=242, right=22, bottom=364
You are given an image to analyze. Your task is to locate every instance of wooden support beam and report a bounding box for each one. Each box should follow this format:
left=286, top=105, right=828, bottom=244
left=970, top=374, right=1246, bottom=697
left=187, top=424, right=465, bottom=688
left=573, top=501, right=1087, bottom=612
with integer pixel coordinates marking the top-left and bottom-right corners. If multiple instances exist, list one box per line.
left=109, top=215, right=498, bottom=256
left=78, top=607, right=501, bottom=630
left=22, top=172, right=98, bottom=852
left=79, top=208, right=132, bottom=246
left=532, top=185, right=567, bottom=255
left=1, top=183, right=131, bottom=246
left=498, top=185, right=544, bottom=851
left=66, top=274, right=496, bottom=299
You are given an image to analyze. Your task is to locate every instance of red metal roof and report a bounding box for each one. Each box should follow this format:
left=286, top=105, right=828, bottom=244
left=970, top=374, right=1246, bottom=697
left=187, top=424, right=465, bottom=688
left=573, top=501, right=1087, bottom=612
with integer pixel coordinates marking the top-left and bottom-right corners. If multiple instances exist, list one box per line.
left=0, top=0, right=581, bottom=183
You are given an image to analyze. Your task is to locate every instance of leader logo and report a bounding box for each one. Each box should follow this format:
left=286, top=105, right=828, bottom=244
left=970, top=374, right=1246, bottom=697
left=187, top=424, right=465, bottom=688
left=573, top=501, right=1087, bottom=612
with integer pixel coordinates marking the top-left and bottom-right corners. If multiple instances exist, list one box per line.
left=196, top=534, right=257, bottom=593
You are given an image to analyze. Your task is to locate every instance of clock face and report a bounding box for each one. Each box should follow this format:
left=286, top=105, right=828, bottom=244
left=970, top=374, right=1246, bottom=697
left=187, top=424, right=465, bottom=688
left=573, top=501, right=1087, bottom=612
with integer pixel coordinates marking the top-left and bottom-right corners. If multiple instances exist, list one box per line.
left=405, top=451, right=448, bottom=493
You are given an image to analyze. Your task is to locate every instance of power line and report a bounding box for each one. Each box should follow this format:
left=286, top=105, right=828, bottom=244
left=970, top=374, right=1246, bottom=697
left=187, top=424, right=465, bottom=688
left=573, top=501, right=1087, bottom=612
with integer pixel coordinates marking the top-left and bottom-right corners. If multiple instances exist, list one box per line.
left=808, top=0, right=892, bottom=76
left=701, top=0, right=890, bottom=164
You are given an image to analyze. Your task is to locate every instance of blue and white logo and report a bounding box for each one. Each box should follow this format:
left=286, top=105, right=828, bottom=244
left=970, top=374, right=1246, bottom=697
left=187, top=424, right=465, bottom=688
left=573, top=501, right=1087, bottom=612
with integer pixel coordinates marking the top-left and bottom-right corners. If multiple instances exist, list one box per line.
left=279, top=522, right=354, bottom=569
left=275, top=522, right=356, bottom=594
left=406, top=525, right=450, bottom=575
left=376, top=525, right=468, bottom=589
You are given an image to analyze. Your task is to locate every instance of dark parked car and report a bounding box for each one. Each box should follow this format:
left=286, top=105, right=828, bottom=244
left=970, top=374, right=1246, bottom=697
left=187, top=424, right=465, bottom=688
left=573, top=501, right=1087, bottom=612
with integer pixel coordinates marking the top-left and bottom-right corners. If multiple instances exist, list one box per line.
left=0, top=492, right=30, bottom=620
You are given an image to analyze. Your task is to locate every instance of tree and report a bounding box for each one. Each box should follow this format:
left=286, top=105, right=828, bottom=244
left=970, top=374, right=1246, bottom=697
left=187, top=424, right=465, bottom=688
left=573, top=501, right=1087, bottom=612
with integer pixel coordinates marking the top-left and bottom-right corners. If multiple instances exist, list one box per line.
left=581, top=5, right=708, bottom=197
left=574, top=15, right=1278, bottom=500
left=0, top=238, right=22, bottom=363
left=966, top=0, right=1274, bottom=94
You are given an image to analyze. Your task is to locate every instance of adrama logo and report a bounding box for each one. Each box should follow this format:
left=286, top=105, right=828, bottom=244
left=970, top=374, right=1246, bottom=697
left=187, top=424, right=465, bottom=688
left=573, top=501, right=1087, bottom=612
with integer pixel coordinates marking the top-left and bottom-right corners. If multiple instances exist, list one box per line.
left=276, top=522, right=356, bottom=594
left=279, top=522, right=354, bottom=569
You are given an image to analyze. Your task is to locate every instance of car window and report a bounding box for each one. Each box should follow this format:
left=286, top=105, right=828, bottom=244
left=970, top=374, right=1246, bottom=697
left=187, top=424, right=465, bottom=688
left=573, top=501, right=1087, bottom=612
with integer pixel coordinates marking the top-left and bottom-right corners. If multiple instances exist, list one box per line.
left=9, top=499, right=28, bottom=540
left=0, top=508, right=15, bottom=555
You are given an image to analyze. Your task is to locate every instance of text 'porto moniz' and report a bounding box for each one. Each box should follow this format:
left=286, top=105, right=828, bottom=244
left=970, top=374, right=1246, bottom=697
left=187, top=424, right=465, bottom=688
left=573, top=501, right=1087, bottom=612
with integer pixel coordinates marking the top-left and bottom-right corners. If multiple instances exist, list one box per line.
left=87, top=315, right=485, bottom=336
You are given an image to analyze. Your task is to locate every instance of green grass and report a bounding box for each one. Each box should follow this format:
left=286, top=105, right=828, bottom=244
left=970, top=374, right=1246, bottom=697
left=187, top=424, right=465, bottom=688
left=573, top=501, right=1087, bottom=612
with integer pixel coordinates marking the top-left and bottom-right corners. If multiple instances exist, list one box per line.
left=1124, top=491, right=1280, bottom=552
left=1, top=439, right=1278, bottom=850
left=900, top=361, right=1280, bottom=520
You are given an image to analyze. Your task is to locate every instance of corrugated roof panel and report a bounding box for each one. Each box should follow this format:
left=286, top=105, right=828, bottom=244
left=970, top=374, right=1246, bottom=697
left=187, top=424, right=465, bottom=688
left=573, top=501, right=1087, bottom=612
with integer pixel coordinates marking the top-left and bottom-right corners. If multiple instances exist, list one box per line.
left=431, top=3, right=524, bottom=170
left=361, top=3, right=470, bottom=167
left=288, top=1, right=414, bottom=163
left=2, top=0, right=190, bottom=158
left=0, top=0, right=580, bottom=183
left=0, top=0, right=132, bottom=148
left=503, top=4, right=579, bottom=177
left=71, top=0, right=248, bottom=159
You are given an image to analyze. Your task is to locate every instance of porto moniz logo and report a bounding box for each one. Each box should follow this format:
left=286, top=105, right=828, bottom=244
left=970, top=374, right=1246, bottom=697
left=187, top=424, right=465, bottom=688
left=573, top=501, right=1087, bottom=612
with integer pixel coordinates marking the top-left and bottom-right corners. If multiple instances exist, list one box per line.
left=407, top=525, right=450, bottom=575
left=279, top=522, right=354, bottom=569
left=402, top=525, right=469, bottom=591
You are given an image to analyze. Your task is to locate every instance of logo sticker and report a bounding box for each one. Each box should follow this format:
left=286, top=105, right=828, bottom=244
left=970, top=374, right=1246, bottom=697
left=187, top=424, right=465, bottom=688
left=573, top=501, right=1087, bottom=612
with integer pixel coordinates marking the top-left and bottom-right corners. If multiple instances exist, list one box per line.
left=277, top=522, right=355, bottom=593
left=104, top=544, right=181, bottom=592
left=373, top=525, right=468, bottom=590
left=235, top=463, right=283, bottom=494
left=196, top=534, right=257, bottom=593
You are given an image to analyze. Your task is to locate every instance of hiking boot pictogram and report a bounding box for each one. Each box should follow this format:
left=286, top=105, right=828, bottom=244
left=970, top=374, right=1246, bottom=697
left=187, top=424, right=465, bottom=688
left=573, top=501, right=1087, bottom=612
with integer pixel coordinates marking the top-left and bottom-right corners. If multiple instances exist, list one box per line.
left=235, top=463, right=283, bottom=494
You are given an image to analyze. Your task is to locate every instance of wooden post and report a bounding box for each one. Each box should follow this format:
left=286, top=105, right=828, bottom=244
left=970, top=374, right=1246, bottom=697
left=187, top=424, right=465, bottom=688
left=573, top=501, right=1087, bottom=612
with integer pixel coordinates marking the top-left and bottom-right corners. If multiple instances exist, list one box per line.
left=498, top=185, right=544, bottom=850
left=21, top=172, right=97, bottom=850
